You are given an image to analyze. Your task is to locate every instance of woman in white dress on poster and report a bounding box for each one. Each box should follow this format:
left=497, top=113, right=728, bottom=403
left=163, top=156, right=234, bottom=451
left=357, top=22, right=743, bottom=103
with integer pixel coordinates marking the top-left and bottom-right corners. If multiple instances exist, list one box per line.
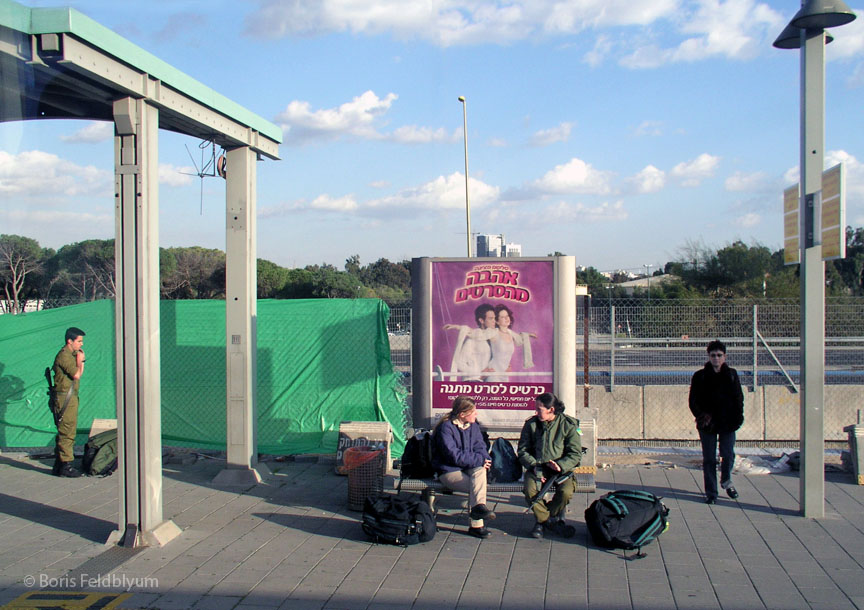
left=486, top=305, right=537, bottom=382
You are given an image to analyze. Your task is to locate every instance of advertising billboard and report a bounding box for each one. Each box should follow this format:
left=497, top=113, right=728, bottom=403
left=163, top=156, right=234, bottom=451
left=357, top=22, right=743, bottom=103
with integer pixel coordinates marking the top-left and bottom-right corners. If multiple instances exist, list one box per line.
left=430, top=259, right=554, bottom=425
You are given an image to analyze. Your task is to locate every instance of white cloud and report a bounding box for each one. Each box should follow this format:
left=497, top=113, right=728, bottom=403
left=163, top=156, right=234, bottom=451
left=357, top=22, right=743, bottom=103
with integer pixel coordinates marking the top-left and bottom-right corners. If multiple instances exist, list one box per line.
left=621, top=0, right=784, bottom=69
left=725, top=170, right=768, bottom=192
left=0, top=150, right=111, bottom=196
left=528, top=157, right=614, bottom=196
left=60, top=121, right=113, bottom=143
left=583, top=34, right=612, bottom=67
left=245, top=0, right=678, bottom=47
left=310, top=194, right=358, bottom=211
left=634, top=120, right=663, bottom=137
left=4, top=208, right=112, bottom=225
left=275, top=91, right=397, bottom=143
left=827, top=12, right=864, bottom=60
left=543, top=200, right=628, bottom=223
left=258, top=172, right=499, bottom=219
left=368, top=172, right=499, bottom=212
left=158, top=163, right=196, bottom=187
left=275, top=90, right=454, bottom=145
left=390, top=125, right=459, bottom=144
left=670, top=153, right=720, bottom=186
left=734, top=212, right=760, bottom=228
left=628, top=165, right=666, bottom=194
left=529, top=122, right=573, bottom=147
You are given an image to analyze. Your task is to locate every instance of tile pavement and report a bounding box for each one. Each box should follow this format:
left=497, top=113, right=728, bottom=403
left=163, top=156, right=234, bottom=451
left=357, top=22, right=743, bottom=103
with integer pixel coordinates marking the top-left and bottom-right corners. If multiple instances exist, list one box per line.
left=0, top=450, right=863, bottom=609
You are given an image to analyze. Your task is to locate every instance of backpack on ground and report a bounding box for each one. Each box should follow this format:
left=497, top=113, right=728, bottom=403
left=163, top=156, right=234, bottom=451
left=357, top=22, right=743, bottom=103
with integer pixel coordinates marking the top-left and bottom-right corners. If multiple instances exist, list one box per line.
left=81, top=429, right=118, bottom=477
left=400, top=430, right=435, bottom=479
left=361, top=493, right=436, bottom=546
left=488, top=437, right=522, bottom=483
left=585, top=489, right=669, bottom=557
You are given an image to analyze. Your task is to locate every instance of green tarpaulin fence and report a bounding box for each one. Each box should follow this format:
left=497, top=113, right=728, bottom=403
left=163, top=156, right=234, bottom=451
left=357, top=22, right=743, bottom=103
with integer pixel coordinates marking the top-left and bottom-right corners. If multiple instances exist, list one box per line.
left=0, top=299, right=407, bottom=456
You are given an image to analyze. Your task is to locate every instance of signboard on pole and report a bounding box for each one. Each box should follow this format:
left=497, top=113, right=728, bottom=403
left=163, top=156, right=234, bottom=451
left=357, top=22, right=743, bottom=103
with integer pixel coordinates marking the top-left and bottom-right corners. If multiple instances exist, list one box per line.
left=783, top=163, right=846, bottom=265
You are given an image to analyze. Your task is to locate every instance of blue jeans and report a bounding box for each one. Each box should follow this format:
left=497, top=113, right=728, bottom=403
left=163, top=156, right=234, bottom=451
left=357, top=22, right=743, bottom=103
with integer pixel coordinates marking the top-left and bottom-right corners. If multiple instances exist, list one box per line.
left=699, top=429, right=736, bottom=499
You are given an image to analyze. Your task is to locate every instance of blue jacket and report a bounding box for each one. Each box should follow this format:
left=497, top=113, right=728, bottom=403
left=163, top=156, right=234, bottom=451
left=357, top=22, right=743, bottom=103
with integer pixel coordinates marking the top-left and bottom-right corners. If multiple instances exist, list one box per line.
left=432, top=419, right=490, bottom=475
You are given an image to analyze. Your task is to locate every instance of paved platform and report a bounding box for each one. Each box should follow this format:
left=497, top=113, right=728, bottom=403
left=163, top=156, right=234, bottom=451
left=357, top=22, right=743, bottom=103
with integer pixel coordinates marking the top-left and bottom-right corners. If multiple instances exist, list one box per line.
left=1, top=451, right=863, bottom=610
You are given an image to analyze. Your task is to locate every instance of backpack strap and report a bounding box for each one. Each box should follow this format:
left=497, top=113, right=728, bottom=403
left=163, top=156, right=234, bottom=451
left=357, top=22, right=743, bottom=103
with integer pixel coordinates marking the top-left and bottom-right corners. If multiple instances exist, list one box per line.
left=612, top=489, right=659, bottom=503
left=600, top=495, right=629, bottom=516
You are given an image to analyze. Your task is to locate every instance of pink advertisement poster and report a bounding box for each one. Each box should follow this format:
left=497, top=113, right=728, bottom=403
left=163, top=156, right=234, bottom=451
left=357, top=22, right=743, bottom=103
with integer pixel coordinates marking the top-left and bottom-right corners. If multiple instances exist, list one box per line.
left=431, top=260, right=554, bottom=418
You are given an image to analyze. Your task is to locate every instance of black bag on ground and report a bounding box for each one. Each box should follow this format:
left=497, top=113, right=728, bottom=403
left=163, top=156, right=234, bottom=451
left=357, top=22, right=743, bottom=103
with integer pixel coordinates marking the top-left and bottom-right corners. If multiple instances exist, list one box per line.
left=585, top=489, right=669, bottom=556
left=488, top=437, right=522, bottom=483
left=400, top=430, right=435, bottom=479
left=81, top=429, right=118, bottom=477
left=361, top=493, right=436, bottom=546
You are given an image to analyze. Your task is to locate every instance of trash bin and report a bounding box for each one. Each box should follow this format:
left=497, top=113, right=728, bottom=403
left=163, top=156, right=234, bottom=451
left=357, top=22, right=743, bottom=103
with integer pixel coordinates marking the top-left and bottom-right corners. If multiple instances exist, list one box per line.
left=344, top=446, right=385, bottom=511
left=843, top=423, right=864, bottom=485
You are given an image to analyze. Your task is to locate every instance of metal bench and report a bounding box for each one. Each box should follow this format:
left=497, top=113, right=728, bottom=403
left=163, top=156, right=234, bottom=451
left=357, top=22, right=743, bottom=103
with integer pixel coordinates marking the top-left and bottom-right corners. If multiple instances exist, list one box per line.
left=385, top=466, right=596, bottom=494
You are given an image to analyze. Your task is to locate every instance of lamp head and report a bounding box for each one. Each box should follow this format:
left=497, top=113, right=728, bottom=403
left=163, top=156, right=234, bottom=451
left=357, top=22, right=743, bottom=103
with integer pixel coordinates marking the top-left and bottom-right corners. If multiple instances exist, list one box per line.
left=458, top=96, right=465, bottom=102
left=790, top=0, right=856, bottom=30
left=773, top=22, right=835, bottom=48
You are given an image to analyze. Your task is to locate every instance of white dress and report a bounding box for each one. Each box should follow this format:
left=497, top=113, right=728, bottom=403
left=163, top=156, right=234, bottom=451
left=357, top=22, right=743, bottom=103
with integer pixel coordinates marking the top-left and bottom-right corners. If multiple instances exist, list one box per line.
left=486, top=329, right=535, bottom=382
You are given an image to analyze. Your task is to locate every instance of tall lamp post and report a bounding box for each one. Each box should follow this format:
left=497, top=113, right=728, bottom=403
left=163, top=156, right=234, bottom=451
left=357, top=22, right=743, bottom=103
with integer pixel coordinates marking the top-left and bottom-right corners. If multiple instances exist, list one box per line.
left=458, top=96, right=472, bottom=257
left=643, top=264, right=652, bottom=301
left=773, top=0, right=856, bottom=518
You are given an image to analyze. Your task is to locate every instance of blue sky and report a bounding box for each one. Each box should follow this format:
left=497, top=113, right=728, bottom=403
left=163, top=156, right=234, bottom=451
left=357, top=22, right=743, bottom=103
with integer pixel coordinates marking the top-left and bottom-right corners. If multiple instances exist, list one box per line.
left=2, top=0, right=863, bottom=274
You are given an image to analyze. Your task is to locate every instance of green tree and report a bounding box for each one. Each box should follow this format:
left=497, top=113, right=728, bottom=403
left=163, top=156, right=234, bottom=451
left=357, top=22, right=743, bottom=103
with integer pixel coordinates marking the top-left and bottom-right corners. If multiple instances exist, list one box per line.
left=279, top=268, right=316, bottom=298
left=257, top=258, right=290, bottom=298
left=576, top=266, right=610, bottom=295
left=0, top=234, right=44, bottom=313
left=161, top=246, right=226, bottom=299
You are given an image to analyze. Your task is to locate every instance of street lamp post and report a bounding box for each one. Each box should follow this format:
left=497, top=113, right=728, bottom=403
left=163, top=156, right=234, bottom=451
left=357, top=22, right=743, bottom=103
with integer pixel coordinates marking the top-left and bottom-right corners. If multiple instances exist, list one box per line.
left=643, top=264, right=652, bottom=301
left=773, top=0, right=856, bottom=518
left=458, top=96, right=472, bottom=258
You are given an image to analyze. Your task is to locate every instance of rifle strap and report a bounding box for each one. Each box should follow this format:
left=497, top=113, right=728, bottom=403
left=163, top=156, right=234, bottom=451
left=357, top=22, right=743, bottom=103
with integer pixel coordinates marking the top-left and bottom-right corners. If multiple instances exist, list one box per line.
left=56, top=386, right=74, bottom=425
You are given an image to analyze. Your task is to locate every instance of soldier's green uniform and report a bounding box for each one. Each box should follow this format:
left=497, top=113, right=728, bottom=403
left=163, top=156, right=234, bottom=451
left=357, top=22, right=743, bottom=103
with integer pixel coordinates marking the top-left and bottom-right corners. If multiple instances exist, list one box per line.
left=51, top=346, right=80, bottom=463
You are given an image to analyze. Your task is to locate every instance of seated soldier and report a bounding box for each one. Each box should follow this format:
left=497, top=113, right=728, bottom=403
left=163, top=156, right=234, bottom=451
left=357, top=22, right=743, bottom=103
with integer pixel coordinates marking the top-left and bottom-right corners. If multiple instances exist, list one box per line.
left=517, top=392, right=581, bottom=539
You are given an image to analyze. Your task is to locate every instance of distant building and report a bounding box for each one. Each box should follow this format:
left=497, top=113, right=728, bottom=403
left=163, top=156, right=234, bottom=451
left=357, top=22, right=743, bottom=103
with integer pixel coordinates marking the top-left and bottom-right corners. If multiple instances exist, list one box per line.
left=476, top=234, right=521, bottom=257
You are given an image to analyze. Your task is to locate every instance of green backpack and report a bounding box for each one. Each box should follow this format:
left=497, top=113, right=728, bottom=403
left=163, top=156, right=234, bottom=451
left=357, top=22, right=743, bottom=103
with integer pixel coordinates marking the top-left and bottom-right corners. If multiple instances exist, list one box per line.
left=82, top=429, right=118, bottom=476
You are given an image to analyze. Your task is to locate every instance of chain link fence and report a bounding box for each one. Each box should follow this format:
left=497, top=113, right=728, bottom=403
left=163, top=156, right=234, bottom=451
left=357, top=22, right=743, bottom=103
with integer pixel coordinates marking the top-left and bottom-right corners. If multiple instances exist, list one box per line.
left=390, top=297, right=864, bottom=446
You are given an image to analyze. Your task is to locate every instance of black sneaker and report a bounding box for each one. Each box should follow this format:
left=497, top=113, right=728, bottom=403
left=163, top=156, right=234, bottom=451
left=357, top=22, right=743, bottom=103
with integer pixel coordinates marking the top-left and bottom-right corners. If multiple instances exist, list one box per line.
left=468, top=526, right=491, bottom=539
left=469, top=504, right=496, bottom=521
left=51, top=459, right=63, bottom=475
left=544, top=519, right=576, bottom=538
left=57, top=463, right=82, bottom=478
left=705, top=496, right=717, bottom=504
left=725, top=486, right=739, bottom=499
left=530, top=522, right=544, bottom=539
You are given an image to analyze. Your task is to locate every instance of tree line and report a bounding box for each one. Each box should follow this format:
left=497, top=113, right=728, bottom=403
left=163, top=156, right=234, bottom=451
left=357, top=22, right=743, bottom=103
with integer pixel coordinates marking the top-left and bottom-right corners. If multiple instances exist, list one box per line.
left=0, top=235, right=410, bottom=313
left=2, top=228, right=863, bottom=314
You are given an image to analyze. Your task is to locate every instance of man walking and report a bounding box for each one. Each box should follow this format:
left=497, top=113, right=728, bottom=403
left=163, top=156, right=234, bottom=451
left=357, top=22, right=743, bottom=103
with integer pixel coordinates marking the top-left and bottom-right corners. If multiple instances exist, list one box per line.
left=51, top=327, right=86, bottom=477
left=689, top=339, right=744, bottom=504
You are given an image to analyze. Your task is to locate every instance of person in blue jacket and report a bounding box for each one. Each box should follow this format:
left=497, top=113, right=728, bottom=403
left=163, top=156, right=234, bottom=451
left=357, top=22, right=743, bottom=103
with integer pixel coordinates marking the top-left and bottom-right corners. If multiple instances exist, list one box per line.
left=432, top=396, right=495, bottom=539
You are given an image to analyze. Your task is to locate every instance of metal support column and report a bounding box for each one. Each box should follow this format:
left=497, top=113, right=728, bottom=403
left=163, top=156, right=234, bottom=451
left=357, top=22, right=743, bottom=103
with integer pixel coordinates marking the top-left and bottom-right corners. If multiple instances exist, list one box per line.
left=214, top=146, right=270, bottom=485
left=111, top=97, right=180, bottom=547
left=800, top=28, right=826, bottom=518
left=555, top=256, right=577, bottom=416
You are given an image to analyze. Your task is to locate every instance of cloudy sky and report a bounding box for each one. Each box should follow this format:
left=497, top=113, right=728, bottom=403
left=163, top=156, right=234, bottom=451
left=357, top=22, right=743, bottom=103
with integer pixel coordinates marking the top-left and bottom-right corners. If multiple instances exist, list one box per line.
left=2, top=0, right=863, bottom=273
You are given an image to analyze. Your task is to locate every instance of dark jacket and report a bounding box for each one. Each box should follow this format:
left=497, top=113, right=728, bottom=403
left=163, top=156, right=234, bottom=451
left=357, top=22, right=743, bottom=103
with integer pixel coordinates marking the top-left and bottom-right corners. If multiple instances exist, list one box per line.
left=517, top=413, right=582, bottom=473
left=432, top=419, right=491, bottom=475
left=689, top=362, right=745, bottom=434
